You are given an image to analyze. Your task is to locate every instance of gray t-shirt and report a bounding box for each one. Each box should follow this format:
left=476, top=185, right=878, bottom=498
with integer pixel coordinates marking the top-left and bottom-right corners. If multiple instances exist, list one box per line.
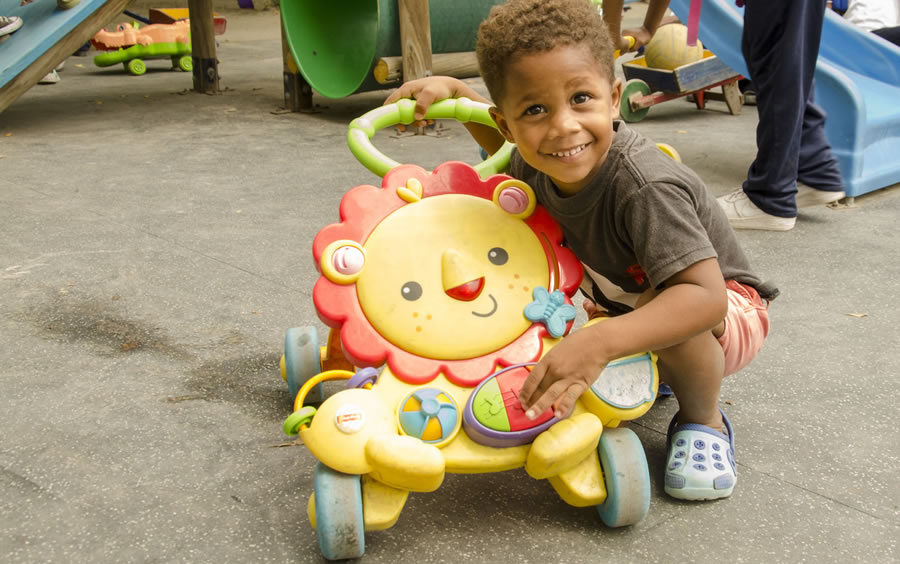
left=510, top=121, right=778, bottom=315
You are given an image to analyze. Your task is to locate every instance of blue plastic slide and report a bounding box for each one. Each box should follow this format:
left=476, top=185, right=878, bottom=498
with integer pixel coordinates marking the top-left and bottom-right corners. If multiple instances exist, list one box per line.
left=1, top=0, right=129, bottom=112
left=669, top=0, right=900, bottom=197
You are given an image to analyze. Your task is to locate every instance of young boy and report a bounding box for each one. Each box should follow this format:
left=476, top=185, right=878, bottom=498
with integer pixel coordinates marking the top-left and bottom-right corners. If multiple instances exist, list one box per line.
left=385, top=0, right=777, bottom=501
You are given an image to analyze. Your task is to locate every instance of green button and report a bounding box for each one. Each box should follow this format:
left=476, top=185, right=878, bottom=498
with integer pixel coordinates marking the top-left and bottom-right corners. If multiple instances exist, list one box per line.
left=472, top=379, right=510, bottom=432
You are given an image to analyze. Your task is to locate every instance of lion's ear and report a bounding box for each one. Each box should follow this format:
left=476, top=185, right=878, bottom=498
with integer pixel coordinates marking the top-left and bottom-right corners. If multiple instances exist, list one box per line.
left=320, top=240, right=365, bottom=284
left=491, top=180, right=537, bottom=219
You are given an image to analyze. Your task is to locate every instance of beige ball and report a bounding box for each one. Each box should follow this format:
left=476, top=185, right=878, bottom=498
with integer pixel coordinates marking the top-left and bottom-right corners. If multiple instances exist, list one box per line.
left=644, top=24, right=704, bottom=70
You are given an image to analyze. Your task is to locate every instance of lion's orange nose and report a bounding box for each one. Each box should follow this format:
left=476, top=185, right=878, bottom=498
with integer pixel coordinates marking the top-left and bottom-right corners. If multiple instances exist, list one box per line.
left=445, top=277, right=484, bottom=301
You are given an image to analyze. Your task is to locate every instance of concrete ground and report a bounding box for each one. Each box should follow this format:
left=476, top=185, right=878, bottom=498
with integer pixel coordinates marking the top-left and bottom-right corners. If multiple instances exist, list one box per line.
left=1, top=6, right=898, bottom=564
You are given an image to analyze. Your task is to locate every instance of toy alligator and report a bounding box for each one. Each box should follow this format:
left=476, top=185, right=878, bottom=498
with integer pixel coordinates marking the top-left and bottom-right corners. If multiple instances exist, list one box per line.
left=91, top=20, right=192, bottom=76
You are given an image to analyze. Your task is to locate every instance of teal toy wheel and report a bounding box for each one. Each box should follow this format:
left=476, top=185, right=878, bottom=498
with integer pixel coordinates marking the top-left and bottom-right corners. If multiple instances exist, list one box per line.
left=347, top=97, right=515, bottom=178
left=596, top=427, right=651, bottom=527
left=284, top=326, right=324, bottom=404
left=620, top=79, right=651, bottom=123
left=175, top=55, right=192, bottom=72
left=126, top=58, right=147, bottom=76
left=313, top=462, right=365, bottom=560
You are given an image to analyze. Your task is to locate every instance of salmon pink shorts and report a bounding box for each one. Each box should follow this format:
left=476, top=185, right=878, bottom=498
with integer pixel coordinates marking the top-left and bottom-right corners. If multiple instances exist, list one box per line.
left=717, top=280, right=770, bottom=376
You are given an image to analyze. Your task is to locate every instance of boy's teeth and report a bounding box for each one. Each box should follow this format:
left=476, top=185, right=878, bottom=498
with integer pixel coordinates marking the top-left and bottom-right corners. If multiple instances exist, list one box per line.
left=553, top=145, right=585, bottom=157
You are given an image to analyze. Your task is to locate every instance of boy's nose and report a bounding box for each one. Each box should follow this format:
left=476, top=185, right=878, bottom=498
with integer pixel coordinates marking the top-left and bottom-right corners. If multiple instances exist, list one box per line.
left=549, top=109, right=580, bottom=135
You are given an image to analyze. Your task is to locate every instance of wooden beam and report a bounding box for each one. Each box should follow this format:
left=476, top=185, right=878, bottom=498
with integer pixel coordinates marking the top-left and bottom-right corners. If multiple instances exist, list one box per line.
left=188, top=0, right=219, bottom=93
left=281, top=18, right=313, bottom=112
left=0, top=0, right=130, bottom=113
left=374, top=52, right=479, bottom=84
left=397, top=0, right=433, bottom=82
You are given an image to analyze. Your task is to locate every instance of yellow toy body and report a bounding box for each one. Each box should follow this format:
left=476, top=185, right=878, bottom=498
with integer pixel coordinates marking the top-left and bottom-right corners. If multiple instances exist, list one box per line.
left=281, top=100, right=659, bottom=560
left=283, top=162, right=659, bottom=559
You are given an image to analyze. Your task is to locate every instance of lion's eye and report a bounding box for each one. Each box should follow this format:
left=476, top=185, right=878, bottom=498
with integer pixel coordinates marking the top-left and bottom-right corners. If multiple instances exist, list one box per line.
left=488, top=247, right=508, bottom=265
left=401, top=281, right=422, bottom=301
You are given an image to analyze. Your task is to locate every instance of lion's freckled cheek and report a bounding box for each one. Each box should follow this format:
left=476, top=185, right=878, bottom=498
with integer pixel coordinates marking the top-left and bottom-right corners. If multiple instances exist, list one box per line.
left=412, top=312, right=432, bottom=333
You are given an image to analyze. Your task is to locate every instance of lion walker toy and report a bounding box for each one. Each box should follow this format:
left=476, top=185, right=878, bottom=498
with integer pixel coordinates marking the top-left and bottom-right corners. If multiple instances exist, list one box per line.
left=280, top=99, right=660, bottom=560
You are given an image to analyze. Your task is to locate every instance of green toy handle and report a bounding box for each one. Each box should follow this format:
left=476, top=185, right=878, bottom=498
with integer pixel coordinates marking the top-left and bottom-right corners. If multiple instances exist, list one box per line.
left=347, top=97, right=514, bottom=178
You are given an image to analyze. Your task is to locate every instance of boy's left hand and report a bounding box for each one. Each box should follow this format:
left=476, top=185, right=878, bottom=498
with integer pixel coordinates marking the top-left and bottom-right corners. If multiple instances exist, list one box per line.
left=518, top=325, right=609, bottom=420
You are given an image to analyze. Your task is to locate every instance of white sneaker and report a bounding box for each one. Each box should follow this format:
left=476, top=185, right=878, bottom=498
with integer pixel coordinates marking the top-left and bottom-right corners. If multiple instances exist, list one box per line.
left=717, top=188, right=796, bottom=231
left=38, top=70, right=60, bottom=84
left=796, top=182, right=845, bottom=208
left=0, top=15, right=23, bottom=39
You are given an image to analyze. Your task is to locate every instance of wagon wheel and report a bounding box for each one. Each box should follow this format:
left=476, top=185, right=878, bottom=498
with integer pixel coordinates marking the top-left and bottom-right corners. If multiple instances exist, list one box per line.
left=620, top=79, right=651, bottom=123
left=313, top=462, right=365, bottom=560
left=595, top=427, right=651, bottom=527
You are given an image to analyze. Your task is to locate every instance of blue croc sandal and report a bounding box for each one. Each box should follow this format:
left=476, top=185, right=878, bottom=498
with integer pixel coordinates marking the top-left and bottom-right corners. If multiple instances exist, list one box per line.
left=664, top=409, right=736, bottom=501
left=657, top=382, right=674, bottom=398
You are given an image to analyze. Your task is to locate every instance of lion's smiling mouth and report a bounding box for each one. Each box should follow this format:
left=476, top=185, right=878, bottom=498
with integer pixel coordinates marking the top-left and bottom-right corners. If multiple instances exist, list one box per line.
left=472, top=294, right=498, bottom=317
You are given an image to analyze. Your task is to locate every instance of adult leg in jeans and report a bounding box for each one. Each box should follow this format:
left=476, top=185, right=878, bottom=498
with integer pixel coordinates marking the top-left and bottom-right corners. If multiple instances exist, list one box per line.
left=741, top=0, right=843, bottom=218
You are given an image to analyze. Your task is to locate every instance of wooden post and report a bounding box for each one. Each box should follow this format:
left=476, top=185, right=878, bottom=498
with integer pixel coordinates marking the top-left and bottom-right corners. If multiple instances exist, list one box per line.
left=281, top=20, right=314, bottom=112
left=188, top=0, right=219, bottom=93
left=398, top=0, right=433, bottom=133
left=398, top=0, right=433, bottom=82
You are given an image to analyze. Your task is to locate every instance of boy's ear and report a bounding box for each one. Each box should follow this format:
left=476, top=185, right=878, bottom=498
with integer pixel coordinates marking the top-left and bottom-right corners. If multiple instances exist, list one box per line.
left=611, top=78, right=623, bottom=115
left=489, top=106, right=515, bottom=143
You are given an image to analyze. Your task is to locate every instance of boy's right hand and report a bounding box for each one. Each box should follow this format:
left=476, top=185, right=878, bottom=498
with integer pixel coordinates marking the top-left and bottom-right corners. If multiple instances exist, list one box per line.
left=384, top=76, right=489, bottom=126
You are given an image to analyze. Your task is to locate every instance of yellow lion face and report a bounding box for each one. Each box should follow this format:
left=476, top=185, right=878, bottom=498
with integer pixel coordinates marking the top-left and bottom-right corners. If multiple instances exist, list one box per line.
left=356, top=193, right=549, bottom=360
left=315, top=166, right=582, bottom=386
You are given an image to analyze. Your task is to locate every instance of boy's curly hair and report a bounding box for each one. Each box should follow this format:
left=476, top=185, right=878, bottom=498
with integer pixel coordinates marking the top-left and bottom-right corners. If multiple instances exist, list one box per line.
left=476, top=0, right=615, bottom=106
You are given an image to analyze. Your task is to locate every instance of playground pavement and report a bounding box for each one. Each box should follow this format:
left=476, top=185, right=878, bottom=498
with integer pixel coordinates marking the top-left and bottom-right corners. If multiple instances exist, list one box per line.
left=1, top=7, right=897, bottom=564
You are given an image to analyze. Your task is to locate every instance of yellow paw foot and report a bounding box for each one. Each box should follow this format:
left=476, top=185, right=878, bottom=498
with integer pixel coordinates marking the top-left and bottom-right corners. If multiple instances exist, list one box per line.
left=365, top=434, right=445, bottom=492
left=525, top=412, right=603, bottom=479
left=547, top=448, right=607, bottom=507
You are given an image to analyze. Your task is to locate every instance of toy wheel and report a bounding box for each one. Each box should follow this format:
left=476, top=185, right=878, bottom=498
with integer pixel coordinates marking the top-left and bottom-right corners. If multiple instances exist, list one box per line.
left=126, top=58, right=146, bottom=76
left=347, top=97, right=515, bottom=178
left=620, top=79, right=651, bottom=123
left=284, top=327, right=324, bottom=404
left=313, top=462, right=365, bottom=560
left=595, top=427, right=651, bottom=527
left=176, top=55, right=192, bottom=72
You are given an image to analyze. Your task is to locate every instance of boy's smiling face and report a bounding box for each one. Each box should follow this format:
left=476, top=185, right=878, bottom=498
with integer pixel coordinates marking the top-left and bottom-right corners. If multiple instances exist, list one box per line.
left=490, top=44, right=622, bottom=195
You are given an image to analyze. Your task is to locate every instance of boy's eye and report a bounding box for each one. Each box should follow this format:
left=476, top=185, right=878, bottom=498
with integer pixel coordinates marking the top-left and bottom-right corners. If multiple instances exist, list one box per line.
left=572, top=93, right=591, bottom=104
left=523, top=104, right=545, bottom=116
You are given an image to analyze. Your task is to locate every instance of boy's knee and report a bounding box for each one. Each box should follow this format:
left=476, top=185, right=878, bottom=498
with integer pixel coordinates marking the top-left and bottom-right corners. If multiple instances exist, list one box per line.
left=654, top=330, right=725, bottom=376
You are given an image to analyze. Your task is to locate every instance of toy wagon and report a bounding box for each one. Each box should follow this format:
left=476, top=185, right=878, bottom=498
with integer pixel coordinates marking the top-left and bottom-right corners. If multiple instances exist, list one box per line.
left=280, top=99, right=660, bottom=560
left=620, top=51, right=743, bottom=122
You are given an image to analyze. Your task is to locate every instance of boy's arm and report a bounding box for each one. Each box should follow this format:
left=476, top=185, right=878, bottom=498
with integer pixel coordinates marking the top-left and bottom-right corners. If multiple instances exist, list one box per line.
left=616, top=0, right=672, bottom=51
left=519, top=257, right=727, bottom=419
left=384, top=76, right=506, bottom=154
